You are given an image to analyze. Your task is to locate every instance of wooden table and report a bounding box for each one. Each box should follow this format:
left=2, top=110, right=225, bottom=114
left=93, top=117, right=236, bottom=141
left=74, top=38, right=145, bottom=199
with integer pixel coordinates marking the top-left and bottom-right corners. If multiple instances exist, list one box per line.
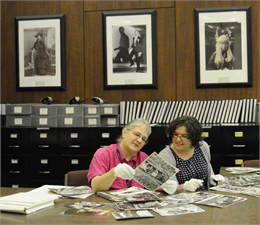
left=1, top=168, right=259, bottom=225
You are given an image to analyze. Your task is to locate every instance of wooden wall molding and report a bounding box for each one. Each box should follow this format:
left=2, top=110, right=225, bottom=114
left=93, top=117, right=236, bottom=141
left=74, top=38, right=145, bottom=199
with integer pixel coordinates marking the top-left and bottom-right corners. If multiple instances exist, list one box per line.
left=1, top=1, right=259, bottom=104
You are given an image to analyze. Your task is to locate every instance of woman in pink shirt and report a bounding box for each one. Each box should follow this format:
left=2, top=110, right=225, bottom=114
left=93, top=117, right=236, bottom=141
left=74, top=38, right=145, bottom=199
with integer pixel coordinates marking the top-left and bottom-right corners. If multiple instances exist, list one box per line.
left=88, top=119, right=151, bottom=193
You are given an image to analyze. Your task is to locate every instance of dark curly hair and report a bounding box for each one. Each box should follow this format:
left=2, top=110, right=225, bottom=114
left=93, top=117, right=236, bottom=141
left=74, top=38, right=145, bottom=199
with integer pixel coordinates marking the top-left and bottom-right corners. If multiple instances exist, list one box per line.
left=166, top=116, right=203, bottom=147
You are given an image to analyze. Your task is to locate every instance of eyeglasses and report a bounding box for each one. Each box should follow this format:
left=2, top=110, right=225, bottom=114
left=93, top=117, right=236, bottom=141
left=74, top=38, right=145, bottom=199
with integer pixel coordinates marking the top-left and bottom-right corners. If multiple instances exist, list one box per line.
left=173, top=133, right=190, bottom=141
left=130, top=130, right=148, bottom=145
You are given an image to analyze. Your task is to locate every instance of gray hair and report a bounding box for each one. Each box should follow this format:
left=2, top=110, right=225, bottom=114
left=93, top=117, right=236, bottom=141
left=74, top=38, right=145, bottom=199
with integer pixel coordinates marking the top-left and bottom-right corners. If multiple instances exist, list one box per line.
left=116, top=118, right=152, bottom=142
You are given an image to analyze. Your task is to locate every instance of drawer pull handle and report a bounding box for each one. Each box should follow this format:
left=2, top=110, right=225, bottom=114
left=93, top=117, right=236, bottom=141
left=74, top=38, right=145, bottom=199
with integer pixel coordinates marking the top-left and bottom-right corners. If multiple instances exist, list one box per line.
left=69, top=145, right=80, bottom=148
left=38, top=145, right=49, bottom=148
left=9, top=145, right=19, bottom=148
left=233, top=145, right=246, bottom=148
left=39, top=171, right=50, bottom=174
left=10, top=171, right=20, bottom=174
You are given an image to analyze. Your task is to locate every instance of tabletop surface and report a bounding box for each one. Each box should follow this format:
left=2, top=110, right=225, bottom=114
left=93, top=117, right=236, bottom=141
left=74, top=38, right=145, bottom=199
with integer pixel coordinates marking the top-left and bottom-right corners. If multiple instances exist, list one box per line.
left=1, top=168, right=259, bottom=225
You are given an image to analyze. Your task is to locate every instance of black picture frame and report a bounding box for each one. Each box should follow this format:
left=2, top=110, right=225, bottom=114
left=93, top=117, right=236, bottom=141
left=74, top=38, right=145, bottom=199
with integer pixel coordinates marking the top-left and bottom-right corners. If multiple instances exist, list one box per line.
left=194, top=7, right=252, bottom=88
left=102, top=9, right=157, bottom=89
left=15, top=14, right=66, bottom=91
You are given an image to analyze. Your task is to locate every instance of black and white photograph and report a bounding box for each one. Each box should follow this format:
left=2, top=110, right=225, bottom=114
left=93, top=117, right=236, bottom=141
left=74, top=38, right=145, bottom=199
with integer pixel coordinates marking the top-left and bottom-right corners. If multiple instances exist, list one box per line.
left=196, top=194, right=247, bottom=208
left=15, top=15, right=66, bottom=91
left=210, top=183, right=247, bottom=193
left=115, top=202, right=136, bottom=211
left=189, top=192, right=219, bottom=203
left=161, top=198, right=192, bottom=205
left=111, top=210, right=154, bottom=220
left=112, top=25, right=146, bottom=73
left=205, top=22, right=241, bottom=71
left=96, top=191, right=125, bottom=202
left=167, top=193, right=195, bottom=200
left=242, top=186, right=260, bottom=198
left=102, top=187, right=150, bottom=197
left=102, top=10, right=157, bottom=89
left=65, top=201, right=104, bottom=210
left=153, top=204, right=205, bottom=217
left=48, top=186, right=93, bottom=198
left=97, top=187, right=160, bottom=202
left=133, top=201, right=162, bottom=210
left=134, top=152, right=179, bottom=191
left=194, top=7, right=252, bottom=88
left=124, top=192, right=161, bottom=202
left=210, top=184, right=260, bottom=198
left=164, top=192, right=218, bottom=205
left=225, top=167, right=260, bottom=174
left=225, top=175, right=260, bottom=186
left=115, top=201, right=162, bottom=211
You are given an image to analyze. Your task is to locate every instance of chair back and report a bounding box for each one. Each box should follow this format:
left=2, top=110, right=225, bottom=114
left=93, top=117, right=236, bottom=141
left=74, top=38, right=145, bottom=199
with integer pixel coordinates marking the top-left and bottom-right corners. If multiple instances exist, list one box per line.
left=243, top=160, right=260, bottom=167
left=65, top=170, right=89, bottom=186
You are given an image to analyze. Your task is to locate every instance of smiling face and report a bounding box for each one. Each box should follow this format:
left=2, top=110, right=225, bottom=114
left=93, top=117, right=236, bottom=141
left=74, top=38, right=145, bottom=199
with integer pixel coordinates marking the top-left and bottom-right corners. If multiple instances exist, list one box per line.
left=120, top=125, right=149, bottom=158
left=171, top=126, right=191, bottom=152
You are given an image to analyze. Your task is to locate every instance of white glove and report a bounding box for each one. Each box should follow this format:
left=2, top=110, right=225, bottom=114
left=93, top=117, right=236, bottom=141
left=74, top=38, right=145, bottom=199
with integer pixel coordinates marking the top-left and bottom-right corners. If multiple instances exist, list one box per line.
left=210, top=174, right=225, bottom=186
left=162, top=180, right=178, bottom=195
left=183, top=178, right=203, bottom=192
left=114, top=163, right=135, bottom=180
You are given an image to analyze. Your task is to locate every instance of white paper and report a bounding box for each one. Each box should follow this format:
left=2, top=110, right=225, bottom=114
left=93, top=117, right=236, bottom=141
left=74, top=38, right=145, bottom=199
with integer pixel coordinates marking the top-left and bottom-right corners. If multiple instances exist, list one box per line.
left=71, top=159, right=79, bottom=164
left=10, top=134, right=18, bottom=139
left=65, top=118, right=73, bottom=125
left=14, top=107, right=22, bottom=114
left=65, top=107, right=74, bottom=115
left=88, top=107, right=97, bottom=114
left=39, top=108, right=48, bottom=115
left=41, top=159, right=48, bottom=164
left=71, top=133, right=78, bottom=138
left=104, top=107, right=113, bottom=114
left=88, top=118, right=97, bottom=125
left=14, top=118, right=23, bottom=125
left=11, top=159, right=18, bottom=164
left=40, top=133, right=47, bottom=138
left=0, top=192, right=59, bottom=205
left=39, top=118, right=48, bottom=125
left=102, top=133, right=110, bottom=138
left=107, top=118, right=116, bottom=125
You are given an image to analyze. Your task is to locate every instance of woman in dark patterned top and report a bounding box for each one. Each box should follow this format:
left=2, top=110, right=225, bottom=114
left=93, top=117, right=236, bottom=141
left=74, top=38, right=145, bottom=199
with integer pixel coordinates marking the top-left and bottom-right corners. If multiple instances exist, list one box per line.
left=159, top=116, right=225, bottom=192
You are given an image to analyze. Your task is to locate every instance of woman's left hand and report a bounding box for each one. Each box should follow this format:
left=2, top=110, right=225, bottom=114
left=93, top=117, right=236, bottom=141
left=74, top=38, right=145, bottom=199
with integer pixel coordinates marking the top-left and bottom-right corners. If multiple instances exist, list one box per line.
left=162, top=180, right=178, bottom=195
left=210, top=174, right=225, bottom=186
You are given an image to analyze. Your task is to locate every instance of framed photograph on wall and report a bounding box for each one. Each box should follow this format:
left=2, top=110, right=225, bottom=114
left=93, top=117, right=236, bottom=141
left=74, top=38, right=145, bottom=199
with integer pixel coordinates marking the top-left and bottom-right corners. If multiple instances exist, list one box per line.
left=194, top=7, right=252, bottom=88
left=102, top=10, right=157, bottom=89
left=15, top=14, right=66, bottom=91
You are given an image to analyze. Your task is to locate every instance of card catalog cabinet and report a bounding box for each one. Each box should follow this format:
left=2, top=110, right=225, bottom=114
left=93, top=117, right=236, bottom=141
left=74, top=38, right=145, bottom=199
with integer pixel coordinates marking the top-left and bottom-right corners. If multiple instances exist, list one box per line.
left=2, top=154, right=30, bottom=187
left=2, top=128, right=30, bottom=153
left=1, top=125, right=259, bottom=187
left=30, top=128, right=59, bottom=153
left=221, top=125, right=259, bottom=167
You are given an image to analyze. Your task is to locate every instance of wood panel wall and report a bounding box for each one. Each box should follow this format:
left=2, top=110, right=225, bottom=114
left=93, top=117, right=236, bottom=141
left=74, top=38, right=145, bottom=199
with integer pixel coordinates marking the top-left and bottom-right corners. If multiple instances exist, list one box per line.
left=1, top=1, right=259, bottom=104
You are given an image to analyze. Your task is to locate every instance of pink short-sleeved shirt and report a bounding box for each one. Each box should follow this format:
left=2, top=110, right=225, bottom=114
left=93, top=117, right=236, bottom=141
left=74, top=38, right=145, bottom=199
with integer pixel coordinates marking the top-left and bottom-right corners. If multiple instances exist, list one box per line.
left=88, top=143, right=148, bottom=189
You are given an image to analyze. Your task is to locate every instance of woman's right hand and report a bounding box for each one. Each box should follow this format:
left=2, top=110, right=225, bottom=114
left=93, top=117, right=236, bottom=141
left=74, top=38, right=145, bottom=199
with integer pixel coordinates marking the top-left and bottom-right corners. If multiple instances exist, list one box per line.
left=114, top=163, right=135, bottom=180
